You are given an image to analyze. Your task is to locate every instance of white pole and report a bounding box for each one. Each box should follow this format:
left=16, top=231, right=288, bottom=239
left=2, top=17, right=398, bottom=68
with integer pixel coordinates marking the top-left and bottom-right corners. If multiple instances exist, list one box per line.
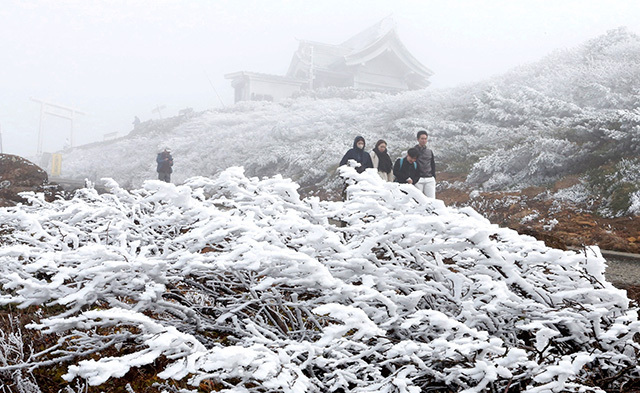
left=205, top=70, right=226, bottom=108
left=37, top=101, right=44, bottom=154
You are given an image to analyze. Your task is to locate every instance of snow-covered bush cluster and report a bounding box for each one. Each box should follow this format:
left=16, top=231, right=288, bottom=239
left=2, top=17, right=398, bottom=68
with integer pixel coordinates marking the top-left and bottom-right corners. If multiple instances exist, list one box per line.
left=462, top=28, right=640, bottom=199
left=0, top=168, right=639, bottom=392
left=552, top=183, right=594, bottom=207
left=582, top=157, right=640, bottom=217
left=629, top=191, right=640, bottom=215
left=465, top=138, right=582, bottom=190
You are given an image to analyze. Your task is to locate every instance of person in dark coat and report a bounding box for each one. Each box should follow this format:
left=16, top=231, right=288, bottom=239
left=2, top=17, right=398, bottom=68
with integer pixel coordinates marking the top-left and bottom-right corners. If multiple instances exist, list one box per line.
left=339, top=136, right=374, bottom=173
left=393, top=147, right=420, bottom=185
left=156, top=148, right=173, bottom=182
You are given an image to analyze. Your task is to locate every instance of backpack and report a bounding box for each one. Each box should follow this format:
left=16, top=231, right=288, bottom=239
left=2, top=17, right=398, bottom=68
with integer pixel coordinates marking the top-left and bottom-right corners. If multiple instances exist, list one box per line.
left=399, top=157, right=417, bottom=170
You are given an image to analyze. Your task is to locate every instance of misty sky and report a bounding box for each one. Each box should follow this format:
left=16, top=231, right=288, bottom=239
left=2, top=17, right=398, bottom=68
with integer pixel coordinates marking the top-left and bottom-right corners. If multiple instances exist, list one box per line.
left=2, top=0, right=640, bottom=157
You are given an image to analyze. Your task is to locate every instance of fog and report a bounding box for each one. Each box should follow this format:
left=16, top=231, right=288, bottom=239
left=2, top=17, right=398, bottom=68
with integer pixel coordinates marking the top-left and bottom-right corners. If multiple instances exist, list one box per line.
left=1, top=0, right=639, bottom=157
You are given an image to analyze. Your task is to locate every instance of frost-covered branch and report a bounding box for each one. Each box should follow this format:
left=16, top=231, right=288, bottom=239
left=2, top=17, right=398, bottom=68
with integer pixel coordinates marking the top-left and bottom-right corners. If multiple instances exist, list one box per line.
left=0, top=168, right=638, bottom=392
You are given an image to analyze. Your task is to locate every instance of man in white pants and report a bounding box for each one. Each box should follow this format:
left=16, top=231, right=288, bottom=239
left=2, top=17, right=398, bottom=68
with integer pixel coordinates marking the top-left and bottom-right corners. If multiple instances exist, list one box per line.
left=414, top=130, right=436, bottom=198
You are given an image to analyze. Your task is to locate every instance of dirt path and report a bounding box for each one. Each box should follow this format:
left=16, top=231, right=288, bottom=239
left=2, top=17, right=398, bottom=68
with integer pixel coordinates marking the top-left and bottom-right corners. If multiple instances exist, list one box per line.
left=605, top=254, right=640, bottom=286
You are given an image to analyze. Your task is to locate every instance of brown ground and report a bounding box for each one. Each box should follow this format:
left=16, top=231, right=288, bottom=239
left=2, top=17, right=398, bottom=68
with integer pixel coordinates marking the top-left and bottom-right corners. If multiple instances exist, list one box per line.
left=438, top=172, right=640, bottom=254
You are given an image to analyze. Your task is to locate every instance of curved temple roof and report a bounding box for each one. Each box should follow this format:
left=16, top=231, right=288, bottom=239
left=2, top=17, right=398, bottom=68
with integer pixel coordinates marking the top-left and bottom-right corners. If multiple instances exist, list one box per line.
left=343, top=29, right=433, bottom=81
left=286, top=17, right=433, bottom=89
left=228, top=17, right=433, bottom=102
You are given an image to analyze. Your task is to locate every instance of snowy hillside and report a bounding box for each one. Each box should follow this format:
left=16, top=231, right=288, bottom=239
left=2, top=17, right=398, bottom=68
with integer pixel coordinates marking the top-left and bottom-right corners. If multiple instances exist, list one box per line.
left=0, top=168, right=638, bottom=392
left=60, top=28, right=640, bottom=215
left=60, top=89, right=447, bottom=194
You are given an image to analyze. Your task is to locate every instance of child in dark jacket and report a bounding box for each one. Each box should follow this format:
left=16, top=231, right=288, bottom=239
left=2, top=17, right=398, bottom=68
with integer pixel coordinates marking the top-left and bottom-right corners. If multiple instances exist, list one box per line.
left=393, top=148, right=420, bottom=185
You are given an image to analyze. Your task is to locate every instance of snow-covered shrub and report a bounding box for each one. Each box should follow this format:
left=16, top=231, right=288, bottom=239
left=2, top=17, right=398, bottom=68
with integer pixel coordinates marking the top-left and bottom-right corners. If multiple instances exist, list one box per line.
left=629, top=191, right=640, bottom=215
left=572, top=108, right=640, bottom=157
left=582, top=158, right=640, bottom=217
left=542, top=218, right=559, bottom=231
left=553, top=183, right=593, bottom=206
left=473, top=86, right=581, bottom=127
left=520, top=212, right=539, bottom=224
left=466, top=138, right=583, bottom=190
left=610, top=158, right=640, bottom=184
left=0, top=168, right=638, bottom=392
left=0, top=317, right=41, bottom=392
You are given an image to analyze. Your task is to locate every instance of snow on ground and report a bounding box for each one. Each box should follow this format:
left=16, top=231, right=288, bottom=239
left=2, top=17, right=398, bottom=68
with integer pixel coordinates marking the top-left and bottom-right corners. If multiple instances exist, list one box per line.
left=0, top=167, right=638, bottom=392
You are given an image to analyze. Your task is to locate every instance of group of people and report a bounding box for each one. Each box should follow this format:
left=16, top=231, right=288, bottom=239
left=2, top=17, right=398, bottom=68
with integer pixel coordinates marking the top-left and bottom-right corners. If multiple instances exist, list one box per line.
left=156, top=130, right=436, bottom=197
left=339, top=130, right=436, bottom=199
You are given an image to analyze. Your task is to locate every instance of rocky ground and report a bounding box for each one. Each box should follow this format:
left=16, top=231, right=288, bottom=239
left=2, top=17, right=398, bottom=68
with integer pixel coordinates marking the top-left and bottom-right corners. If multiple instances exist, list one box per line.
left=0, top=154, right=55, bottom=207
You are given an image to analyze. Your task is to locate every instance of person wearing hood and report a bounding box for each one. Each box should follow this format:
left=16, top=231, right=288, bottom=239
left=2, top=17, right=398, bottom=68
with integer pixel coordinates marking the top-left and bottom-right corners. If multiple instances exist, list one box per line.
left=370, top=139, right=393, bottom=181
left=339, top=136, right=374, bottom=174
left=156, top=147, right=174, bottom=182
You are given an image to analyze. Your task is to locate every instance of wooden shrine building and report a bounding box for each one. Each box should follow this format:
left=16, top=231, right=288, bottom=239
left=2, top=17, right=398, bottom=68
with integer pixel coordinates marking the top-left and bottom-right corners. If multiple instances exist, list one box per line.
left=225, top=18, right=433, bottom=103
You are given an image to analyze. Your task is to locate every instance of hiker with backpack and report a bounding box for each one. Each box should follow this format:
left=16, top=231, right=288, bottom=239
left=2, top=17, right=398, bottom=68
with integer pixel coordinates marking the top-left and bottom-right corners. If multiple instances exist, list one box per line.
left=156, top=147, right=174, bottom=183
left=393, top=147, right=420, bottom=185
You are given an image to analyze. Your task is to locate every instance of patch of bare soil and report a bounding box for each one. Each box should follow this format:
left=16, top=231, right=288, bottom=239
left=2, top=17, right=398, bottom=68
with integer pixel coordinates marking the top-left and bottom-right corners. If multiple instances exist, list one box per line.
left=438, top=173, right=640, bottom=254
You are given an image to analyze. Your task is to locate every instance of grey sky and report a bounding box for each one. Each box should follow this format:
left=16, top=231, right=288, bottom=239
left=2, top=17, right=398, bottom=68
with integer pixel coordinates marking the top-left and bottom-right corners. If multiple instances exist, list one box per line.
left=1, top=0, right=639, bottom=157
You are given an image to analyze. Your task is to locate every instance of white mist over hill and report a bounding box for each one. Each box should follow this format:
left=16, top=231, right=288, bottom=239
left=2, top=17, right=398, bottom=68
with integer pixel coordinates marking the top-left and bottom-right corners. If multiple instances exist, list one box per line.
left=58, top=29, right=640, bottom=216
left=4, top=1, right=640, bottom=158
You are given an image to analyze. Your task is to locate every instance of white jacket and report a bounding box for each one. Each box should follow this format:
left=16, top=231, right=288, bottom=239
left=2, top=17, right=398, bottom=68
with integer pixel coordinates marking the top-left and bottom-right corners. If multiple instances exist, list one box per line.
left=370, top=151, right=393, bottom=182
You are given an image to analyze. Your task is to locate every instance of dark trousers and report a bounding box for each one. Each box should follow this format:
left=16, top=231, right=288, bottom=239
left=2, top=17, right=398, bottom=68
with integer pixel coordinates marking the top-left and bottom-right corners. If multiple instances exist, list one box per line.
left=158, top=172, right=171, bottom=183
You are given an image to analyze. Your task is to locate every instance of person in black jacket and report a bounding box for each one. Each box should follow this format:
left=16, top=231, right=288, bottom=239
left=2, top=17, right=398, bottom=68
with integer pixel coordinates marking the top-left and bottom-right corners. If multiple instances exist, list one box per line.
left=156, top=148, right=173, bottom=182
left=393, top=148, right=420, bottom=185
left=339, top=136, right=374, bottom=173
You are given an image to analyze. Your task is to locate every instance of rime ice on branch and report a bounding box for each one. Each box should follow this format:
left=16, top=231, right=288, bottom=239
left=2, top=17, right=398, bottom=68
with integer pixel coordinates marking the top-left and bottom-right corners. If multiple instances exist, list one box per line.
left=0, top=167, right=638, bottom=392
